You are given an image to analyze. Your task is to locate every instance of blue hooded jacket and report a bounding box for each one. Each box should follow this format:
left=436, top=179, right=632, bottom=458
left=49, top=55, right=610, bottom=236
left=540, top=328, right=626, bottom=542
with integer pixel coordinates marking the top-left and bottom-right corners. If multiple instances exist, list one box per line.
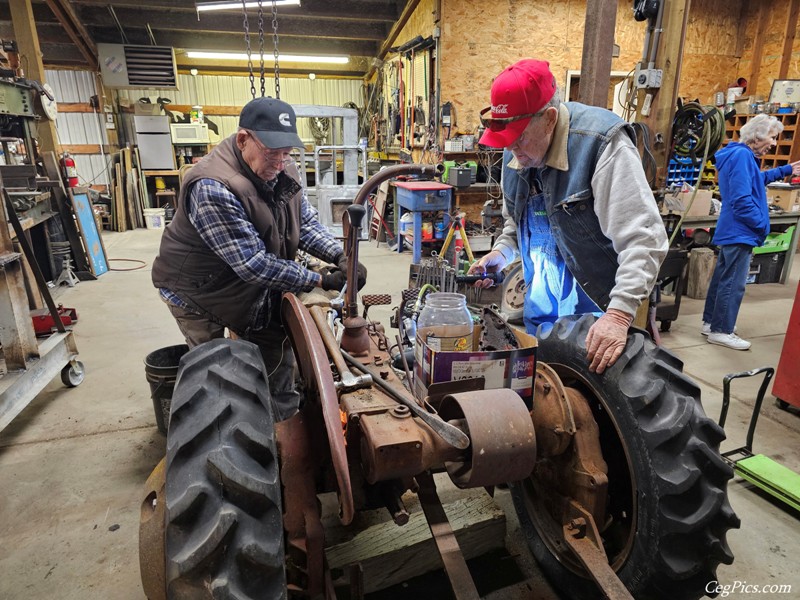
left=713, top=141, right=791, bottom=247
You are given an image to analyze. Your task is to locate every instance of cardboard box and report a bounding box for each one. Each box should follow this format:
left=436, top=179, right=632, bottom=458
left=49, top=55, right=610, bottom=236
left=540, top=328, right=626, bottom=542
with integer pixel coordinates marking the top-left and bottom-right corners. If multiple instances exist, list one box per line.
left=663, top=189, right=714, bottom=217
left=414, top=326, right=537, bottom=408
left=767, top=186, right=800, bottom=213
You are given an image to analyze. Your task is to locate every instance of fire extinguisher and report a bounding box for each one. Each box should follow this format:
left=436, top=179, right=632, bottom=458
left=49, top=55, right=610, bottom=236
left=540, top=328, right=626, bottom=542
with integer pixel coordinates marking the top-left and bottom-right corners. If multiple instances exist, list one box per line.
left=60, top=152, right=78, bottom=187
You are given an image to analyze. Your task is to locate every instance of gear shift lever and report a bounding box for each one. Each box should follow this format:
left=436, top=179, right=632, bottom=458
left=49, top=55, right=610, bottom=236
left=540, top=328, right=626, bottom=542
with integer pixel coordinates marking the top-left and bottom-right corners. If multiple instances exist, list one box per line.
left=340, top=203, right=370, bottom=355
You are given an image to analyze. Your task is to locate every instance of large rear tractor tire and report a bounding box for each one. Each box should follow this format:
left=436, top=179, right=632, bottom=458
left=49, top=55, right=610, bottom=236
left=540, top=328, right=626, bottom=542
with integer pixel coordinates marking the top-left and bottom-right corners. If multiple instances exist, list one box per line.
left=164, top=339, right=286, bottom=600
left=512, top=314, right=739, bottom=600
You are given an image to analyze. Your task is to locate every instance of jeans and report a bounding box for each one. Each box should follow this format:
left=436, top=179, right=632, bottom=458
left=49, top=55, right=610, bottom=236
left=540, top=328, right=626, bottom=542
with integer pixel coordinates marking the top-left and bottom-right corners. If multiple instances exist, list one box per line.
left=166, top=302, right=301, bottom=421
left=702, top=244, right=753, bottom=335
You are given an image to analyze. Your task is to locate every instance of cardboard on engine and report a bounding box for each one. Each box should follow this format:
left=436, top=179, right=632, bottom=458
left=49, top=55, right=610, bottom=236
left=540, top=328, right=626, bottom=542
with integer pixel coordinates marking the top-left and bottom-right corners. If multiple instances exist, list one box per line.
left=413, top=325, right=538, bottom=409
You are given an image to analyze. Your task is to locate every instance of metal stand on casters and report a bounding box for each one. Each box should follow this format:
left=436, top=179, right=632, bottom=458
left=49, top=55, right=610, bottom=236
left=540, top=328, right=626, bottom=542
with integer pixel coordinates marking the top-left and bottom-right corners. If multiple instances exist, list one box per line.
left=0, top=182, right=84, bottom=432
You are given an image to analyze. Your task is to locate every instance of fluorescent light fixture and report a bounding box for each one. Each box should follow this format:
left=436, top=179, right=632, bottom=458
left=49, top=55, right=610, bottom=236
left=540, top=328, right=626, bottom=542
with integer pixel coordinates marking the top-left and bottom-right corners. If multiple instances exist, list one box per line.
left=186, top=50, right=348, bottom=64
left=196, top=1, right=300, bottom=12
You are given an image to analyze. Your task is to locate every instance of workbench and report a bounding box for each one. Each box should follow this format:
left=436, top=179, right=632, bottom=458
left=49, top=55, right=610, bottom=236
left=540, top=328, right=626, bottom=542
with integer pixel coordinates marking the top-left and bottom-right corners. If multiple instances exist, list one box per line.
left=681, top=212, right=800, bottom=284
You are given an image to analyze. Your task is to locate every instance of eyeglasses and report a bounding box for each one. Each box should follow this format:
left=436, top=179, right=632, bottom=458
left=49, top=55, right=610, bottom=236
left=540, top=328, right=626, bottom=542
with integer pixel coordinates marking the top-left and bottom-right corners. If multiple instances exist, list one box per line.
left=479, top=107, right=538, bottom=132
left=247, top=132, right=293, bottom=165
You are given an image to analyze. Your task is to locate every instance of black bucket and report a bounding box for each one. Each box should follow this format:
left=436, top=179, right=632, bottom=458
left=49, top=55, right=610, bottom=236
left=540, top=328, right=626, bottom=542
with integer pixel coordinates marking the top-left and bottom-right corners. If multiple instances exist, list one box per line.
left=144, top=344, right=190, bottom=435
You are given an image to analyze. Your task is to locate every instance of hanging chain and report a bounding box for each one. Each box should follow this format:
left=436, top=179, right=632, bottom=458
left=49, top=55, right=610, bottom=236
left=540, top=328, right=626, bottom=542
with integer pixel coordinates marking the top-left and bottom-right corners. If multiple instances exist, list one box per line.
left=257, top=1, right=265, bottom=97
left=271, top=0, right=281, bottom=99
left=242, top=0, right=256, bottom=99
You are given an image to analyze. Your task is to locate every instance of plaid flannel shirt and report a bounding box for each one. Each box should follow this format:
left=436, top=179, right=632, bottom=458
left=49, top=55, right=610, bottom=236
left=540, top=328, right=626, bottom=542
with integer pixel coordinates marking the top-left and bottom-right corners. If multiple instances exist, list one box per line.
left=160, top=177, right=342, bottom=310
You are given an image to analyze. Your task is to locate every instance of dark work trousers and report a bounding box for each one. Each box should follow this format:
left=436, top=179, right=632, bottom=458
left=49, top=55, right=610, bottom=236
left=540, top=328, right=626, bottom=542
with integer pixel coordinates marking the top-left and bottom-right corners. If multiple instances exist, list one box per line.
left=166, top=302, right=302, bottom=421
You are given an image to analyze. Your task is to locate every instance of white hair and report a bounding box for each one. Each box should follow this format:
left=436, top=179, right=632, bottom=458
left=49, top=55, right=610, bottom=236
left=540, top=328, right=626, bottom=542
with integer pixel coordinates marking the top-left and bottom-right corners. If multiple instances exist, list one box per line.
left=739, top=113, right=783, bottom=145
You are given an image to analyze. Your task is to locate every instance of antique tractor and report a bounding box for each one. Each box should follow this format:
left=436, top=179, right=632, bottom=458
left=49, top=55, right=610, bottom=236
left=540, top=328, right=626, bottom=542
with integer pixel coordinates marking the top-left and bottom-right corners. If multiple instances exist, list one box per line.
left=139, top=165, right=739, bottom=600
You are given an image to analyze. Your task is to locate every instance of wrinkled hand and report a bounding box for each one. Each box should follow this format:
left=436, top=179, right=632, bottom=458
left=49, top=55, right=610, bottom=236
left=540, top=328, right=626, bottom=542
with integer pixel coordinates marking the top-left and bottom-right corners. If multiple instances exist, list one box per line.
left=336, top=254, right=368, bottom=290
left=791, top=159, right=800, bottom=176
left=585, top=309, right=632, bottom=374
left=467, top=250, right=507, bottom=289
left=321, top=269, right=347, bottom=292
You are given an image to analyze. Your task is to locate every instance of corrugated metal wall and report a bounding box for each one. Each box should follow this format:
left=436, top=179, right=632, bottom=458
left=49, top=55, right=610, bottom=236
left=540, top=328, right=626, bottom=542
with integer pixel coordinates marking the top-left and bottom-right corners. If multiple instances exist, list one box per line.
left=44, top=69, right=364, bottom=187
left=46, top=69, right=113, bottom=187
left=117, top=74, right=364, bottom=142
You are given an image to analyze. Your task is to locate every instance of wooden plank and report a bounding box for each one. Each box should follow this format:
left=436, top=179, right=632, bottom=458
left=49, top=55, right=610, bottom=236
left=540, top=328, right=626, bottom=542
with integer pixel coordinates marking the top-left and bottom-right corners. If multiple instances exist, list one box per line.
left=55, top=103, right=95, bottom=114
left=59, top=144, right=112, bottom=155
left=748, top=3, right=770, bottom=98
left=8, top=0, right=58, bottom=156
left=135, top=148, right=151, bottom=209
left=638, top=0, right=691, bottom=187
left=114, top=162, right=125, bottom=231
left=579, top=0, right=618, bottom=108
left=779, top=0, right=800, bottom=80
left=325, top=494, right=505, bottom=594
left=13, top=239, right=44, bottom=310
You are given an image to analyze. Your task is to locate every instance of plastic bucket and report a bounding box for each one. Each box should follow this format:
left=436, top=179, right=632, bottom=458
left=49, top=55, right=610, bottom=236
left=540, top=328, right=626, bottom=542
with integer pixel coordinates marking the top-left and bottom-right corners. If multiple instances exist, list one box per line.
left=144, top=344, right=190, bottom=434
left=144, top=208, right=166, bottom=230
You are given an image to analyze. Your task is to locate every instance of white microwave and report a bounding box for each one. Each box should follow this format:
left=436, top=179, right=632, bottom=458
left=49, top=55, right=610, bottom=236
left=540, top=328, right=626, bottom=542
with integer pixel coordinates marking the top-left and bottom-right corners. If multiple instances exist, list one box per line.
left=170, top=123, right=209, bottom=145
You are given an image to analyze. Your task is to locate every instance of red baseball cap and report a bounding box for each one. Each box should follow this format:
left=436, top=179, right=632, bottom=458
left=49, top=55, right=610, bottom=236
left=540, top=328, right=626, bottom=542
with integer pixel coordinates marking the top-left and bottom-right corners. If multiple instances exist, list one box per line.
left=479, top=59, right=557, bottom=148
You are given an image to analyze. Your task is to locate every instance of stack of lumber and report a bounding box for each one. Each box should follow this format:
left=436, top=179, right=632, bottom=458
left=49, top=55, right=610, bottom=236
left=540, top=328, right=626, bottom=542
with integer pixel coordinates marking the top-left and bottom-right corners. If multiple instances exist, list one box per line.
left=110, top=147, right=148, bottom=231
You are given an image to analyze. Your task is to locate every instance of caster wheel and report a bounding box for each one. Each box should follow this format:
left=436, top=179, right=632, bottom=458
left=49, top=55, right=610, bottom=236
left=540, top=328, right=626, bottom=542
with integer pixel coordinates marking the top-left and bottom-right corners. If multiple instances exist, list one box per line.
left=61, top=360, right=85, bottom=388
left=660, top=319, right=672, bottom=332
left=776, top=398, right=791, bottom=411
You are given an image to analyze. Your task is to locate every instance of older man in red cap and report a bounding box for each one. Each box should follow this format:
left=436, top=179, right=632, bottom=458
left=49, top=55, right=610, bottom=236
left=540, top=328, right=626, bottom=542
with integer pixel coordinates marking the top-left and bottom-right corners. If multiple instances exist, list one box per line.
left=469, top=59, right=667, bottom=373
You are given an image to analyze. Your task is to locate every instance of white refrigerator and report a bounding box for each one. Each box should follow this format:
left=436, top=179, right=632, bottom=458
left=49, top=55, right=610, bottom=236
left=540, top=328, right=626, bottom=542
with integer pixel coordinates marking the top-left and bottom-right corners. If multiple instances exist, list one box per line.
left=133, top=115, right=176, bottom=170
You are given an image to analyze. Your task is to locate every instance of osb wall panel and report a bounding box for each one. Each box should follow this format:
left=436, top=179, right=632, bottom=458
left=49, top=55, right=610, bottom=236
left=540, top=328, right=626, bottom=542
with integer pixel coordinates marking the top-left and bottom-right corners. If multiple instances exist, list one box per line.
left=678, top=0, right=743, bottom=104
left=732, top=1, right=800, bottom=102
left=434, top=0, right=800, bottom=133
left=394, top=0, right=438, bottom=48
left=439, top=0, right=647, bottom=134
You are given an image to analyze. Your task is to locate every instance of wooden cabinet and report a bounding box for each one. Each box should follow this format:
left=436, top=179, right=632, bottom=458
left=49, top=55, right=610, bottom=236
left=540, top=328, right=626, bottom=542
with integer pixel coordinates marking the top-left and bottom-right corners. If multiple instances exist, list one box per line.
left=725, top=112, right=800, bottom=170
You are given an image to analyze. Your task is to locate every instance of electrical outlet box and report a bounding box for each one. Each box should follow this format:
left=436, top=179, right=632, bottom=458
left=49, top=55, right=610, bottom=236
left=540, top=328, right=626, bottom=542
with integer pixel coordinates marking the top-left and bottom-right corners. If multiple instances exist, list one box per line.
left=635, top=67, right=663, bottom=89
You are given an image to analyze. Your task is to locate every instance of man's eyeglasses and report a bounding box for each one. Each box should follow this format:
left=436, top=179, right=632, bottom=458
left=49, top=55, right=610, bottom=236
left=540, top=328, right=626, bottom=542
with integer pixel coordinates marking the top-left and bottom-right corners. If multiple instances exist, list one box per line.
left=479, top=107, right=538, bottom=132
left=248, top=132, right=293, bottom=164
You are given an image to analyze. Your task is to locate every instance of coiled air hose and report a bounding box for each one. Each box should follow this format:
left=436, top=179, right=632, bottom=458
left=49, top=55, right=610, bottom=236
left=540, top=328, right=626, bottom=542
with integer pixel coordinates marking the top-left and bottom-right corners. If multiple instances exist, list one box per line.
left=667, top=101, right=726, bottom=244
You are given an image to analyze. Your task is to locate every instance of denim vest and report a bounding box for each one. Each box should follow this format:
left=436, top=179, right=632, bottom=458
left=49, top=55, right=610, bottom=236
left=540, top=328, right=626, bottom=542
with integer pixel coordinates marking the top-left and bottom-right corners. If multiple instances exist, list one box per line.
left=502, top=102, right=635, bottom=311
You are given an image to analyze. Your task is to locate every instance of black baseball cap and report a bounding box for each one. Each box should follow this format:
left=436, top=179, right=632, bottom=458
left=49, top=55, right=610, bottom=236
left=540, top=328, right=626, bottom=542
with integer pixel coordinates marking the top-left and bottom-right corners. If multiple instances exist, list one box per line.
left=239, top=96, right=304, bottom=149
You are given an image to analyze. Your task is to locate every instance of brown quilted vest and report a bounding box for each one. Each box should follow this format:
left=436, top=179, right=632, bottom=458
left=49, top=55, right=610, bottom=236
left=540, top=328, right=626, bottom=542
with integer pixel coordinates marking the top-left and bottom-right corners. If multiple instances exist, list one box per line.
left=151, top=135, right=303, bottom=334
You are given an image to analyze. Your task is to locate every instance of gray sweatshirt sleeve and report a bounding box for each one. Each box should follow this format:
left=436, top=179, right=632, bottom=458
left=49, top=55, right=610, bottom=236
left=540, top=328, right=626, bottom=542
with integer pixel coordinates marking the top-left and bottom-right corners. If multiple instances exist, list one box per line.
left=592, top=131, right=668, bottom=316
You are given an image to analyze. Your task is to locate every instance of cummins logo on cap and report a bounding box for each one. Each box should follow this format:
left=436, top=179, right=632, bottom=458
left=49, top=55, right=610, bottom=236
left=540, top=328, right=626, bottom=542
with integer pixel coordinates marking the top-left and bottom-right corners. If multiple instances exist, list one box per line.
left=279, top=113, right=291, bottom=127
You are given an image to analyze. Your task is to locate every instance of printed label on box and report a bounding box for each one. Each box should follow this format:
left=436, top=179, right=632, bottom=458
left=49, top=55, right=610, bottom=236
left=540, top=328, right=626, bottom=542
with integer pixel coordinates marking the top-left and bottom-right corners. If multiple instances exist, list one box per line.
left=414, top=329, right=537, bottom=409
left=451, top=359, right=506, bottom=388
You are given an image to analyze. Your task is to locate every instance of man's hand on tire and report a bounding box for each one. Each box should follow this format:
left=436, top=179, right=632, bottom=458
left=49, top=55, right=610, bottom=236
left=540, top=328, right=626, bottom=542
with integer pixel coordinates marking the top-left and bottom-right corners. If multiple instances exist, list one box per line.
left=585, top=309, right=632, bottom=374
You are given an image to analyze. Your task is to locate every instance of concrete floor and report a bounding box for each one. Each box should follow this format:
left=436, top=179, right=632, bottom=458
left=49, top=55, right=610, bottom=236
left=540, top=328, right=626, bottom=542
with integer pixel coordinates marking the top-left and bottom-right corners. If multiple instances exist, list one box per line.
left=1, top=228, right=799, bottom=599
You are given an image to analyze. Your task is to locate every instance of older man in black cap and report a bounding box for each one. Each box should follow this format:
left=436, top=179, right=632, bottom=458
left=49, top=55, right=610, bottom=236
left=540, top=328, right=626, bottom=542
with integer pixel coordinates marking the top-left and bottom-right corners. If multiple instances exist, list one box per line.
left=152, top=96, right=363, bottom=420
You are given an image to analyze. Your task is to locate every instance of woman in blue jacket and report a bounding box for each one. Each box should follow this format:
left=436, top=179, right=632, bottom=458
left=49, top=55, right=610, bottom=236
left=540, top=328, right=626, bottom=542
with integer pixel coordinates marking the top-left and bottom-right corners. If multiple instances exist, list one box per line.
left=703, top=114, right=800, bottom=350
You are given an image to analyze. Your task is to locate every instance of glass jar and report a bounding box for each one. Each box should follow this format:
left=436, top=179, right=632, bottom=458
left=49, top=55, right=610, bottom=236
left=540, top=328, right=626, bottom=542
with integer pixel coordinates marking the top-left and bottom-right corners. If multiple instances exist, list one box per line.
left=417, top=292, right=473, bottom=352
